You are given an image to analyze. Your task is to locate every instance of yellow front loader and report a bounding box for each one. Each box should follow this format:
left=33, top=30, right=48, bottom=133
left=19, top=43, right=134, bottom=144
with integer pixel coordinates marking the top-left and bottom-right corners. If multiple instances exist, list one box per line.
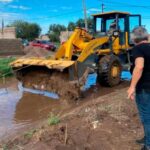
left=11, top=11, right=142, bottom=99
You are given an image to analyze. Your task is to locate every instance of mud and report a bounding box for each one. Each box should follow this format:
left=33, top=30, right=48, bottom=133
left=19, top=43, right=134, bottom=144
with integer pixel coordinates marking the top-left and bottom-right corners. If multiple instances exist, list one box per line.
left=1, top=86, right=142, bottom=150
left=0, top=77, right=72, bottom=142
left=14, top=93, right=66, bottom=123
left=23, top=46, right=54, bottom=58
left=0, top=73, right=143, bottom=150
left=20, top=68, right=80, bottom=102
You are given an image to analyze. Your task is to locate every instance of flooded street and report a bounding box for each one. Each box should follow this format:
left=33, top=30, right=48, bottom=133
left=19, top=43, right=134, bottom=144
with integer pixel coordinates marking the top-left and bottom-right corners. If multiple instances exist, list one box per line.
left=0, top=87, right=22, bottom=139
left=0, top=78, right=67, bottom=141
left=0, top=71, right=131, bottom=142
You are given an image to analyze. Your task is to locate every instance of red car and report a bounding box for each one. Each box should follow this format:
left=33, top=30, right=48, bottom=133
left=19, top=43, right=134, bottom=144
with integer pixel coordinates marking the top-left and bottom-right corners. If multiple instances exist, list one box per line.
left=30, top=40, right=56, bottom=51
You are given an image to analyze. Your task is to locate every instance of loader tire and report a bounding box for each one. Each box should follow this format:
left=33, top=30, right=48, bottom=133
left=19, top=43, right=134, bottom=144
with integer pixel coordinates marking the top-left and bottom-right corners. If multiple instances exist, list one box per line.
left=97, top=55, right=122, bottom=87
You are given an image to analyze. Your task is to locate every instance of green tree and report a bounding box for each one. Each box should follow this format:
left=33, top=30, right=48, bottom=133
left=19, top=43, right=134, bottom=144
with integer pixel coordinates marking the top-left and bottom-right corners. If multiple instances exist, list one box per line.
left=48, top=24, right=66, bottom=42
left=67, top=17, right=93, bottom=31
left=67, top=22, right=76, bottom=31
left=87, top=17, right=94, bottom=30
left=49, top=24, right=66, bottom=33
left=10, top=20, right=41, bottom=41
left=76, top=19, right=85, bottom=28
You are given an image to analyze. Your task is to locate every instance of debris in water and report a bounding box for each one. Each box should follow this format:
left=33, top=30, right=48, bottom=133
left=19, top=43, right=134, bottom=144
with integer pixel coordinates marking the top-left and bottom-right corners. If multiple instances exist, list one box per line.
left=18, top=82, right=59, bottom=99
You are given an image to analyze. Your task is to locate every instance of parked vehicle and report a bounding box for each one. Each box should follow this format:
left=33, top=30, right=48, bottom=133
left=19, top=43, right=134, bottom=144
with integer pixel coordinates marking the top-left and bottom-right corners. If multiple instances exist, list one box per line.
left=30, top=40, right=56, bottom=51
left=22, top=39, right=29, bottom=47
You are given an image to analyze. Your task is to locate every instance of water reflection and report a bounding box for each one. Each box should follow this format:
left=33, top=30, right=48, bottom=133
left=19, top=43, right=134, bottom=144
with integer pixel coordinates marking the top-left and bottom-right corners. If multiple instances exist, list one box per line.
left=0, top=87, right=22, bottom=139
left=18, top=82, right=59, bottom=99
left=14, top=92, right=62, bottom=123
left=0, top=81, right=61, bottom=140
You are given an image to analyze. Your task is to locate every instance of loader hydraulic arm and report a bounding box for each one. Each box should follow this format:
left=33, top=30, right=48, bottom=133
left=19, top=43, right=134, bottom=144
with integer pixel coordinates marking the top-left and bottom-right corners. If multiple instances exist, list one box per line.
left=54, top=28, right=94, bottom=61
left=77, top=36, right=109, bottom=62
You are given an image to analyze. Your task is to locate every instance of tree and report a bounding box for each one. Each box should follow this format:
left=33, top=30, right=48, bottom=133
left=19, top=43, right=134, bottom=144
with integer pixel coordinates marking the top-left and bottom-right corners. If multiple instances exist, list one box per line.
left=48, top=24, right=66, bottom=42
left=76, top=19, right=85, bottom=28
left=10, top=20, right=41, bottom=41
left=49, top=24, right=66, bottom=33
left=67, top=17, right=93, bottom=31
left=67, top=22, right=76, bottom=31
left=87, top=17, right=94, bottom=30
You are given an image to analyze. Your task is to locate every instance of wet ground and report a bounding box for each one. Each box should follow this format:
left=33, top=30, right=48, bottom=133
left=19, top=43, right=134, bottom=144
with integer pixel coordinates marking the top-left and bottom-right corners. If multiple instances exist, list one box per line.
left=1, top=72, right=142, bottom=150
left=0, top=71, right=132, bottom=142
left=0, top=78, right=70, bottom=141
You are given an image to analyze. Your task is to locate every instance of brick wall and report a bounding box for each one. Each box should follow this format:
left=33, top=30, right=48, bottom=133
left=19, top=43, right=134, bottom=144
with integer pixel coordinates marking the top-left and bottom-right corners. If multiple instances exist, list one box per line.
left=0, top=39, right=24, bottom=56
left=60, top=31, right=73, bottom=43
left=0, top=27, right=16, bottom=39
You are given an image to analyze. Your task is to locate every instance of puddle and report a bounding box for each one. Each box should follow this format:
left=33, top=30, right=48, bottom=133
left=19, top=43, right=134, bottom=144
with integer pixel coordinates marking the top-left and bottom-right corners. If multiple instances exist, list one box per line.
left=0, top=80, right=64, bottom=141
left=0, top=71, right=131, bottom=141
left=0, top=87, right=23, bottom=139
left=84, top=71, right=132, bottom=90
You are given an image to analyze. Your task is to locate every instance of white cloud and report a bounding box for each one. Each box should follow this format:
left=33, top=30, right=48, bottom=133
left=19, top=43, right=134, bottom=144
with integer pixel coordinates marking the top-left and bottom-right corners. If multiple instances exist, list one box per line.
left=61, top=6, right=72, bottom=10
left=0, top=12, right=24, bottom=25
left=0, top=0, right=13, bottom=2
left=0, top=12, right=20, bottom=18
left=52, top=9, right=58, bottom=12
left=88, top=8, right=100, bottom=12
left=48, top=9, right=58, bottom=12
left=9, top=5, right=31, bottom=10
left=19, top=6, right=30, bottom=10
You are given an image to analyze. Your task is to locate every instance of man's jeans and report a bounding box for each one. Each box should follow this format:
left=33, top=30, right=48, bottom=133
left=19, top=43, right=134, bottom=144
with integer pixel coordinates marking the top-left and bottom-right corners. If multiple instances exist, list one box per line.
left=136, top=90, right=150, bottom=147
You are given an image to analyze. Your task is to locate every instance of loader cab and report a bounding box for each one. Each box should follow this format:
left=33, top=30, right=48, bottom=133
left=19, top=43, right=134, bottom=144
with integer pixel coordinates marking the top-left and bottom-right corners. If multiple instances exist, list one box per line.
left=92, top=11, right=141, bottom=47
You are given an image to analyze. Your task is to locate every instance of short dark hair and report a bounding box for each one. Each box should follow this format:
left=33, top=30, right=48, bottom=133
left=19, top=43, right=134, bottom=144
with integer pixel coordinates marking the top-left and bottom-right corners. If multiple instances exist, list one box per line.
left=131, top=26, right=149, bottom=44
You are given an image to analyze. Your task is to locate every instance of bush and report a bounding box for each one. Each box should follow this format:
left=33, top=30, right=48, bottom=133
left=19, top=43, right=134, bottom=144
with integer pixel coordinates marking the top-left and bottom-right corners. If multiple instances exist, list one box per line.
left=48, top=114, right=60, bottom=126
left=0, top=57, right=16, bottom=77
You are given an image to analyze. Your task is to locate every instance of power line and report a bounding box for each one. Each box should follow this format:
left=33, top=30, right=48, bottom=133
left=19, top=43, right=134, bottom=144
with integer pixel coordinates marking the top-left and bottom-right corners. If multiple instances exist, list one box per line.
left=99, top=0, right=150, bottom=9
left=3, top=0, right=150, bottom=22
left=1, top=1, right=150, bottom=22
left=1, top=3, right=150, bottom=25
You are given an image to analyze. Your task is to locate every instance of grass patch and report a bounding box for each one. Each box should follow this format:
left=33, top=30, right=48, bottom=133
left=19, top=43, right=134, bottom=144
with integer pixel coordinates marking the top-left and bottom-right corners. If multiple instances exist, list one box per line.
left=48, top=114, right=60, bottom=126
left=2, top=144, right=9, bottom=150
left=24, top=129, right=36, bottom=139
left=0, top=57, right=16, bottom=78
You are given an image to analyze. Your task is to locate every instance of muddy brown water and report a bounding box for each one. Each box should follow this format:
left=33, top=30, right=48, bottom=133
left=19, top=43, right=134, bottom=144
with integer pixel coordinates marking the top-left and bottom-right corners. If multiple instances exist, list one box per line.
left=0, top=78, right=70, bottom=141
left=0, top=75, right=130, bottom=142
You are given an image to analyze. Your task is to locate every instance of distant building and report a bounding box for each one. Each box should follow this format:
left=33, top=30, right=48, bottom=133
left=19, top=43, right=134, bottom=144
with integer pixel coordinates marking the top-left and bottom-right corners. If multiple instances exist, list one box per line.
left=0, top=27, right=16, bottom=39
left=60, top=31, right=73, bottom=43
left=40, top=34, right=50, bottom=41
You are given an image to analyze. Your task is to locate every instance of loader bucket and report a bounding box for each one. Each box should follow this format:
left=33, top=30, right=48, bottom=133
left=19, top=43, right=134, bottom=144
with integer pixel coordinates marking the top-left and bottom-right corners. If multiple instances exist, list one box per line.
left=10, top=58, right=75, bottom=70
left=10, top=58, right=81, bottom=101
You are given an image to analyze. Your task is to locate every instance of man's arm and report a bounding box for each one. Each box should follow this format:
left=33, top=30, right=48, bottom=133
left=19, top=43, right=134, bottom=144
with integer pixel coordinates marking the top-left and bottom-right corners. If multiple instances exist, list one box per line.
left=127, top=57, right=144, bottom=100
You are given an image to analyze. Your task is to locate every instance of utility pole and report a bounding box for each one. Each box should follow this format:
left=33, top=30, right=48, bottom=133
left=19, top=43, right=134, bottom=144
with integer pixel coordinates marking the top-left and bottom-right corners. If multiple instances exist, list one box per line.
left=1, top=18, right=4, bottom=35
left=82, top=0, right=88, bottom=30
left=101, top=3, right=104, bottom=13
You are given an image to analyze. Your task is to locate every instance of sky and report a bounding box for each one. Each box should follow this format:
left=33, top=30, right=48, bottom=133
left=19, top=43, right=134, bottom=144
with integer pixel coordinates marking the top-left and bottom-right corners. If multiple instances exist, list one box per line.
left=0, top=0, right=150, bottom=34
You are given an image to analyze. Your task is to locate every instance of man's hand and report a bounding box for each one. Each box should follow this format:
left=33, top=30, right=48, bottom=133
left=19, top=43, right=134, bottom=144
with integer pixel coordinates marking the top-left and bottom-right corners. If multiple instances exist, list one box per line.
left=127, top=87, right=135, bottom=100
